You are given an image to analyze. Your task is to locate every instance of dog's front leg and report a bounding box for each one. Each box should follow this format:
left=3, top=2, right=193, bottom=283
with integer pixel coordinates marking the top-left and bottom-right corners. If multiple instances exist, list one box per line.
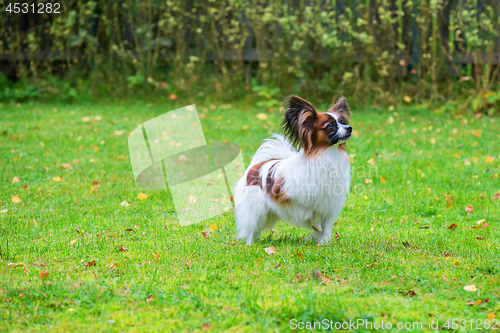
left=309, top=215, right=336, bottom=245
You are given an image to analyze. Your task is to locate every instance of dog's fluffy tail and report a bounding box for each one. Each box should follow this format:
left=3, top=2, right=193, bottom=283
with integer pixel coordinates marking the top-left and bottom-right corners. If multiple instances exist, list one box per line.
left=249, top=134, right=297, bottom=167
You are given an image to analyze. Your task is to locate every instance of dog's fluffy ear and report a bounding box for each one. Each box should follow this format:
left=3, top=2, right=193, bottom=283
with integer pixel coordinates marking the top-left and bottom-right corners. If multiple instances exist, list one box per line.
left=329, top=96, right=350, bottom=122
left=281, top=95, right=318, bottom=150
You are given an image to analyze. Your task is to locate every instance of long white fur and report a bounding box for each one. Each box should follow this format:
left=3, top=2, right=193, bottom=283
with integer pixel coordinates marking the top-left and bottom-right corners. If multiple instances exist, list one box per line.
left=233, top=134, right=351, bottom=245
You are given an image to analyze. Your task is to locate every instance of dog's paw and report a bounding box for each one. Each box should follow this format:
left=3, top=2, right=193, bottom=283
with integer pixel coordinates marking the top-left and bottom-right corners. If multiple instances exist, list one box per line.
left=311, top=225, right=323, bottom=232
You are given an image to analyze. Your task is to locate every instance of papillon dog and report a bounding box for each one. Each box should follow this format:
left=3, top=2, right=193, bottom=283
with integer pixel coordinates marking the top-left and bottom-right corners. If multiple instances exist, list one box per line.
left=233, top=95, right=352, bottom=245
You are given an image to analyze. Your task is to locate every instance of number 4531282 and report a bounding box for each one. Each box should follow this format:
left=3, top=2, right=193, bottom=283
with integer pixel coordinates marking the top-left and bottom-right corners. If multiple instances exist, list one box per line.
left=5, top=3, right=61, bottom=14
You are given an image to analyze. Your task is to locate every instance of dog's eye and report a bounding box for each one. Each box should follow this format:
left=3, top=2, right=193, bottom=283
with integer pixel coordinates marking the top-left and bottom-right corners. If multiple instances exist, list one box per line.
left=327, top=123, right=334, bottom=128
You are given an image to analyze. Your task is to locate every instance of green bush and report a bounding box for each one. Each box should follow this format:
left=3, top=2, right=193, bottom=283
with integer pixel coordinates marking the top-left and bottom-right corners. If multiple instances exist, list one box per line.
left=0, top=0, right=499, bottom=111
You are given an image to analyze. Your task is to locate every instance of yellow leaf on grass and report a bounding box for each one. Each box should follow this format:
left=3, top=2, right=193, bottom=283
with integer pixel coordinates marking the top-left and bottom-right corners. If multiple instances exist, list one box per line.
left=485, top=157, right=494, bottom=163
left=256, top=113, right=268, bottom=120
left=264, top=246, right=277, bottom=255
left=188, top=194, right=197, bottom=204
left=472, top=157, right=479, bottom=163
left=363, top=194, right=369, bottom=200
left=380, top=176, right=386, bottom=183
left=209, top=224, right=219, bottom=230
left=12, top=177, right=21, bottom=183
left=488, top=313, right=495, bottom=321
left=476, top=219, right=486, bottom=225
left=109, top=263, right=118, bottom=269
left=137, top=193, right=149, bottom=200
left=12, top=195, right=21, bottom=204
left=464, top=285, right=477, bottom=292
left=53, top=177, right=62, bottom=182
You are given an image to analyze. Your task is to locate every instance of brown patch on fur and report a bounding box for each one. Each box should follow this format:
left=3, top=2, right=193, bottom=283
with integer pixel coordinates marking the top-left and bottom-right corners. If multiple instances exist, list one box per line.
left=246, top=159, right=290, bottom=204
left=246, top=161, right=266, bottom=187
left=268, top=176, right=290, bottom=204
left=246, top=159, right=277, bottom=187
left=339, top=143, right=346, bottom=152
left=265, top=162, right=290, bottom=204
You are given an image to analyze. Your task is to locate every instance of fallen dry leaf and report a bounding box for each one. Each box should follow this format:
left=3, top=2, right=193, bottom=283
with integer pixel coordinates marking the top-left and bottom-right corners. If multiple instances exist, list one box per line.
left=92, top=180, right=99, bottom=186
left=12, top=177, right=20, bottom=183
left=146, top=294, right=154, bottom=301
left=69, top=239, right=78, bottom=246
left=188, top=194, right=197, bottom=204
left=296, top=253, right=303, bottom=260
left=118, top=247, right=128, bottom=252
left=120, top=201, right=129, bottom=207
left=380, top=176, right=386, bottom=183
left=256, top=113, right=268, bottom=120
left=39, top=270, right=49, bottom=279
left=0, top=209, right=7, bottom=213
left=137, top=193, right=149, bottom=200
left=44, top=281, right=52, bottom=285
left=209, top=224, right=219, bottom=230
left=492, top=191, right=500, bottom=201
left=311, top=269, right=321, bottom=279
left=85, top=260, right=97, bottom=267
left=60, top=163, right=71, bottom=169
left=485, top=156, right=495, bottom=163
left=465, top=205, right=473, bottom=213
left=448, top=223, right=458, bottom=230
left=404, top=290, right=417, bottom=297
left=464, top=285, right=477, bottom=292
left=152, top=253, right=160, bottom=262
left=201, top=231, right=211, bottom=238
left=420, top=225, right=430, bottom=229
left=475, top=219, right=486, bottom=225
left=264, top=246, right=277, bottom=255
left=109, top=263, right=118, bottom=269
left=488, top=313, right=495, bottom=321
left=53, top=177, right=62, bottom=182
left=12, top=195, right=21, bottom=204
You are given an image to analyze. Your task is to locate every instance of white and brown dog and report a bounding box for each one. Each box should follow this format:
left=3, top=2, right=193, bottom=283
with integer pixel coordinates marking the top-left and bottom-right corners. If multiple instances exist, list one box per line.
left=234, top=95, right=352, bottom=245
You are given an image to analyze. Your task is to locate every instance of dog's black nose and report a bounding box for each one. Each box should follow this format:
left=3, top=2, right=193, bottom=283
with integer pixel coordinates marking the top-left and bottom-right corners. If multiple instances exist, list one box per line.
left=345, top=126, right=352, bottom=134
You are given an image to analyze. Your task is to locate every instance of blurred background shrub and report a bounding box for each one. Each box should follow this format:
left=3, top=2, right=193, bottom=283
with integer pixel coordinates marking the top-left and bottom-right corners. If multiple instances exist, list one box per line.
left=0, top=0, right=499, bottom=113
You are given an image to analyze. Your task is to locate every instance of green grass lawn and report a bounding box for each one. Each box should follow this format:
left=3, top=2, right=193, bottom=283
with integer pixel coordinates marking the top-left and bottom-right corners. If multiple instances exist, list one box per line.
left=1, top=100, right=500, bottom=332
